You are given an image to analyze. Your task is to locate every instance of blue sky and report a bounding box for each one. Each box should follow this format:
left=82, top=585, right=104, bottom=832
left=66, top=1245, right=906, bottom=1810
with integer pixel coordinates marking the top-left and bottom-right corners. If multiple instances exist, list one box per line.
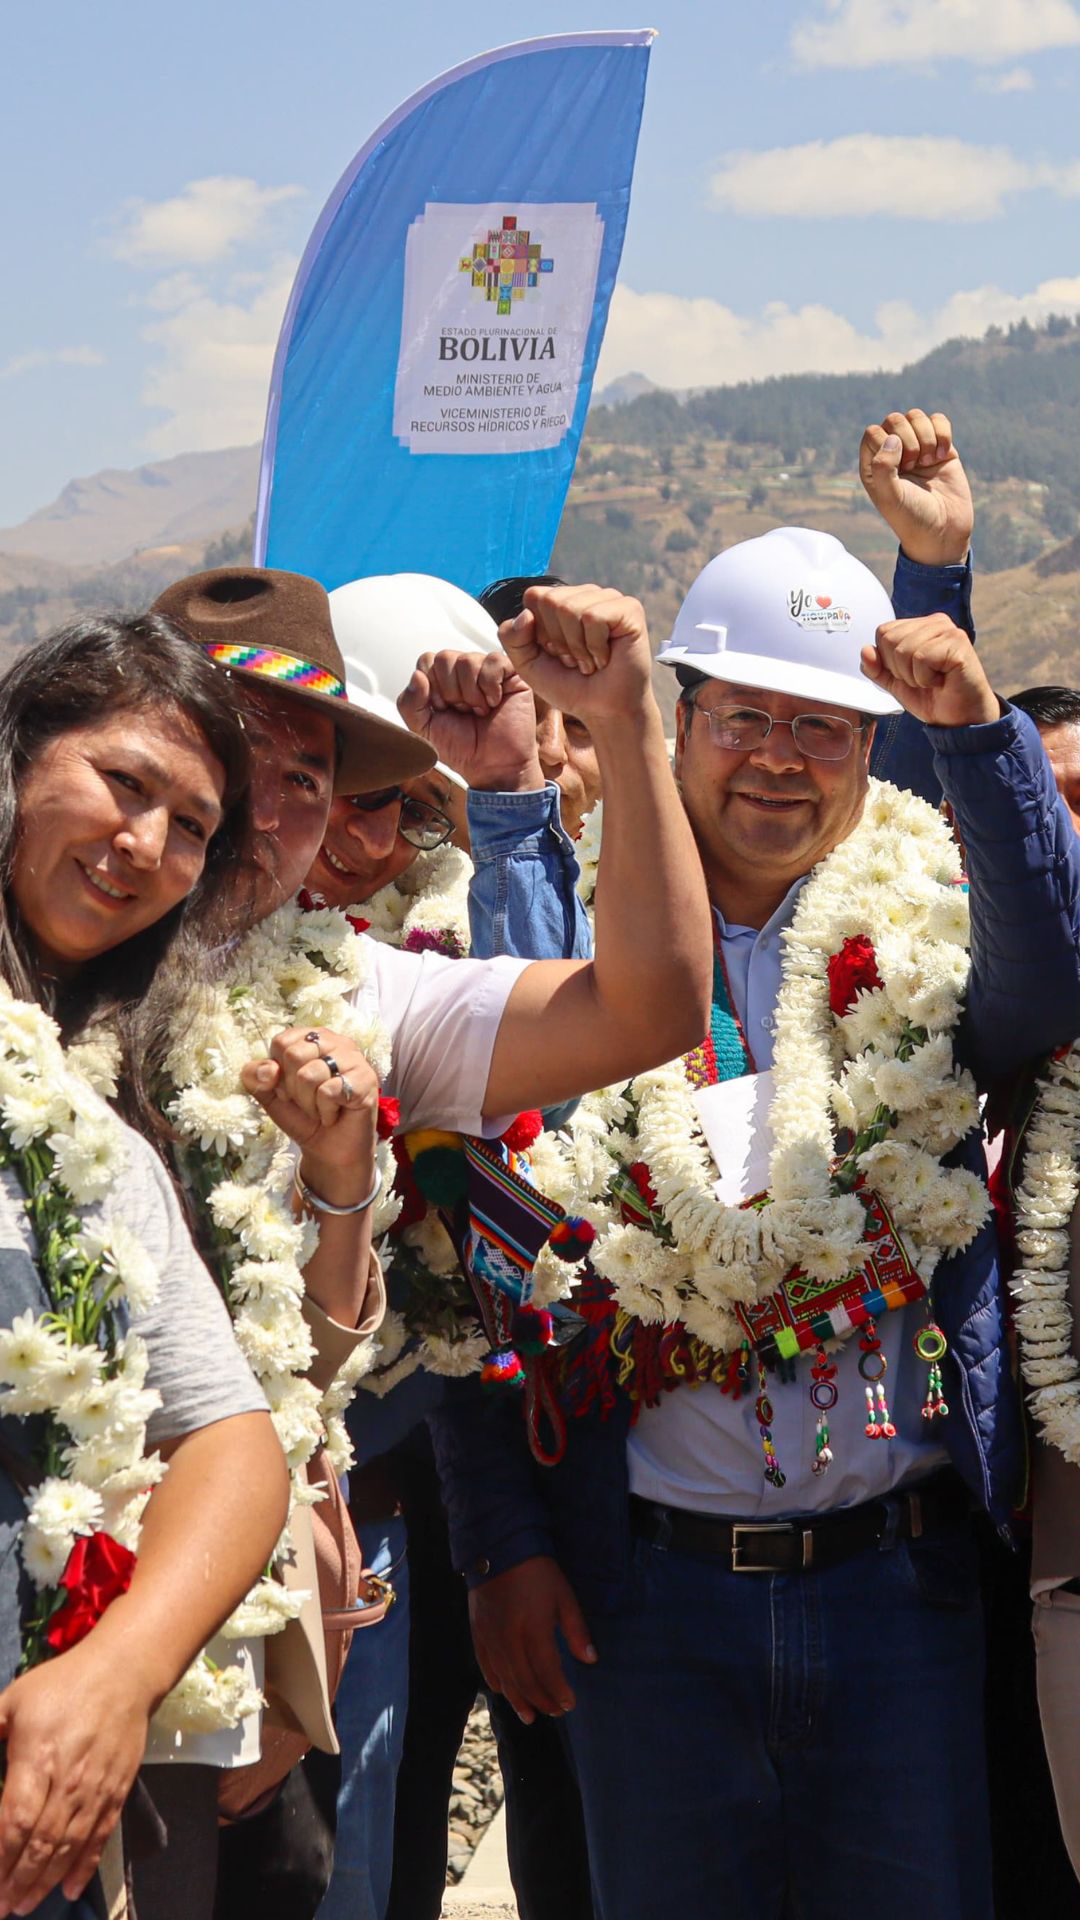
left=3, top=0, right=1080, bottom=523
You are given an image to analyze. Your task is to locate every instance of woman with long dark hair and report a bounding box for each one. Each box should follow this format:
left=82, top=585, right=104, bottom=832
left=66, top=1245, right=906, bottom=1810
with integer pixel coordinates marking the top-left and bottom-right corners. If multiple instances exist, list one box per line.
left=0, top=612, right=289, bottom=1919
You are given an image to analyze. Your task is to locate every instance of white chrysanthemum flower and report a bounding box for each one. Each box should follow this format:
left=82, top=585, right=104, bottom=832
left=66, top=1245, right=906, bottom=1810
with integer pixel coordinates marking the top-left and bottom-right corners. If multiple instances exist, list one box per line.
left=48, top=1108, right=122, bottom=1206
left=21, top=1524, right=73, bottom=1587
left=63, top=1377, right=161, bottom=1443
left=171, top=1089, right=262, bottom=1158
left=1, top=1082, right=70, bottom=1150
left=221, top=1575, right=306, bottom=1639
left=262, top=1372, right=324, bottom=1469
left=234, top=1295, right=314, bottom=1377
left=421, top=1329, right=489, bottom=1377
left=154, top=1656, right=263, bottom=1734
left=236, top=1194, right=306, bottom=1264
left=79, top=1217, right=161, bottom=1316
left=39, top=1342, right=106, bottom=1403
left=402, top=1212, right=459, bottom=1277
left=27, top=1474, right=103, bottom=1545
left=529, top=1241, right=581, bottom=1306
left=360, top=1350, right=423, bottom=1397
left=0, top=1311, right=68, bottom=1389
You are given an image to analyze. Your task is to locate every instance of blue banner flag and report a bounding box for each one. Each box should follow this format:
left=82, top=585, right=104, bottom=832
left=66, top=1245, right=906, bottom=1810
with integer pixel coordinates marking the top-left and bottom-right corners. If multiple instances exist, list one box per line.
left=255, top=30, right=655, bottom=594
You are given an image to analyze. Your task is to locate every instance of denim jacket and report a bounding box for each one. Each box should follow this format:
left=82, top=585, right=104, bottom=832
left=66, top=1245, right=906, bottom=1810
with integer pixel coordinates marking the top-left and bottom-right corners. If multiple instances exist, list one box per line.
left=346, top=782, right=591, bottom=1461
left=870, top=549, right=975, bottom=805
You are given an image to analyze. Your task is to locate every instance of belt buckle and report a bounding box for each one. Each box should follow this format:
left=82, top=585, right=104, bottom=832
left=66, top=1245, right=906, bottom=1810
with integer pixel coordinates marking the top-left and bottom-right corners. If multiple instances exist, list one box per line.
left=730, top=1521, right=798, bottom=1573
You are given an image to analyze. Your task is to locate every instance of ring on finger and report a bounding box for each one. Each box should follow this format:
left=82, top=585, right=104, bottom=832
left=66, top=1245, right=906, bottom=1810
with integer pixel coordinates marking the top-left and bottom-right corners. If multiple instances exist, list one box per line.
left=304, top=1030, right=321, bottom=1044
left=322, top=1054, right=341, bottom=1079
left=338, top=1075, right=355, bottom=1105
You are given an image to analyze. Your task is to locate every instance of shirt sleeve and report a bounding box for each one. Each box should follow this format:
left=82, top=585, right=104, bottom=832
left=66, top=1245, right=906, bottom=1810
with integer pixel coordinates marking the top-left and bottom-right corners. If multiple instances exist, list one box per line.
left=466, top=782, right=593, bottom=963
left=372, top=943, right=529, bottom=1135
left=122, top=1136, right=268, bottom=1446
left=870, top=548, right=975, bottom=806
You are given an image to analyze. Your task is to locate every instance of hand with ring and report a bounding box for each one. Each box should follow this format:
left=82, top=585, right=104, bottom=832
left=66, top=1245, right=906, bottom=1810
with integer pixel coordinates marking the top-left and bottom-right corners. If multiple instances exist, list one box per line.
left=241, top=1025, right=379, bottom=1209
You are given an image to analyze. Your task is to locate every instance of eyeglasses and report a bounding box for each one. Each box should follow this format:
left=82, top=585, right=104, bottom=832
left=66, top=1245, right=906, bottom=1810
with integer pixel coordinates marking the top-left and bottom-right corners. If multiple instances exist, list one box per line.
left=397, top=796, right=454, bottom=852
left=347, top=785, right=454, bottom=852
left=689, top=701, right=864, bottom=762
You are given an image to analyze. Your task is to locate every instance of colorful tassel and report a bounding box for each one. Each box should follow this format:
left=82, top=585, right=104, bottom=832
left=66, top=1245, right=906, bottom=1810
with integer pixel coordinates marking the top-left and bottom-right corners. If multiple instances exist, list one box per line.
left=755, top=1357, right=786, bottom=1489
left=915, top=1321, right=950, bottom=1421
left=810, top=1343, right=837, bottom=1476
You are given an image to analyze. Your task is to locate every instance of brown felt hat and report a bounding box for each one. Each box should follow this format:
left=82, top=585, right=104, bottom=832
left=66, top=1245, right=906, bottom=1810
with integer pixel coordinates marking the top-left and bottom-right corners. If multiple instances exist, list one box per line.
left=152, top=566, right=435, bottom=795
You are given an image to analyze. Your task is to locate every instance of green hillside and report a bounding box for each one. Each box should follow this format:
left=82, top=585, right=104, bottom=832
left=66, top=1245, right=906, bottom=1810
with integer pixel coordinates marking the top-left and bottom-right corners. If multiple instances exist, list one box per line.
left=4, top=317, right=1080, bottom=715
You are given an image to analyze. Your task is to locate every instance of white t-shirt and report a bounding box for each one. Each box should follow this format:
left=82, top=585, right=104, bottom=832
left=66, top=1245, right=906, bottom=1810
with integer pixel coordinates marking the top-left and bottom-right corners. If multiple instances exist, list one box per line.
left=361, top=941, right=529, bottom=1134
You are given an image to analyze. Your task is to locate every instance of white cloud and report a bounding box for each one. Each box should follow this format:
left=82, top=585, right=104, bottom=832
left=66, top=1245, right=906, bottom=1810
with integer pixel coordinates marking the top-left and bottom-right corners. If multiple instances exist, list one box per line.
left=138, top=260, right=295, bottom=454
left=710, top=135, right=1078, bottom=220
left=791, top=0, right=1080, bottom=68
left=977, top=65, right=1036, bottom=91
left=0, top=345, right=105, bottom=380
left=595, top=274, right=1080, bottom=392
left=111, top=177, right=302, bottom=267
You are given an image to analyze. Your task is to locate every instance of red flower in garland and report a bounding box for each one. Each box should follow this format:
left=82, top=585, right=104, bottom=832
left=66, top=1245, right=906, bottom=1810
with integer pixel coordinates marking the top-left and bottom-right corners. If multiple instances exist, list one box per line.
left=46, top=1532, right=136, bottom=1654
left=827, top=935, right=882, bottom=1018
left=377, top=1096, right=401, bottom=1141
left=629, top=1161, right=658, bottom=1210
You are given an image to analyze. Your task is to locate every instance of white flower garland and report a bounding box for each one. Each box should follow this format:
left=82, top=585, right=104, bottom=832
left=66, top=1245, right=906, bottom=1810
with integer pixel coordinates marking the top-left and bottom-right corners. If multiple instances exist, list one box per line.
left=1009, top=1041, right=1080, bottom=1462
left=0, top=986, right=256, bottom=1730
left=352, top=844, right=487, bottom=1391
left=545, top=780, right=989, bottom=1355
left=166, top=898, right=397, bottom=1653
left=360, top=841, right=472, bottom=956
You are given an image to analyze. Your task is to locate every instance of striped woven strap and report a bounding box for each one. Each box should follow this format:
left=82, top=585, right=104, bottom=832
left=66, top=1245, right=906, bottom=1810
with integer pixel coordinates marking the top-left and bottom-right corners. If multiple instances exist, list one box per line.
left=202, top=640, right=346, bottom=699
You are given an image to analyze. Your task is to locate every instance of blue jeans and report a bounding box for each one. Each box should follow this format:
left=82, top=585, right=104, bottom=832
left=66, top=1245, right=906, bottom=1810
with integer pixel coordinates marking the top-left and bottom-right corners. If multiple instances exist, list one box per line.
left=560, top=1515, right=992, bottom=1920
left=316, top=1516, right=410, bottom=1920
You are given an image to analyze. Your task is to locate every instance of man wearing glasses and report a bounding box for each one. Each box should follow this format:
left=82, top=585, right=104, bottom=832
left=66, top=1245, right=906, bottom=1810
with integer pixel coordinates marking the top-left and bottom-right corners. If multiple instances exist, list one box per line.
left=306, top=773, right=462, bottom=911
left=431, top=416, right=1080, bottom=1920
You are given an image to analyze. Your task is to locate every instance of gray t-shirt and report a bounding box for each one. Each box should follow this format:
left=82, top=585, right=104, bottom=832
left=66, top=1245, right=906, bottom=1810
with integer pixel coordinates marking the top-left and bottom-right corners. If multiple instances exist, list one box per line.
left=0, top=1105, right=265, bottom=1685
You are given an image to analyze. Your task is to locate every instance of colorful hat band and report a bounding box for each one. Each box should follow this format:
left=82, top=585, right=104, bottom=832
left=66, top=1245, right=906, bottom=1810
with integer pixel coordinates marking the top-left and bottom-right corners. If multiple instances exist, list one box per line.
left=202, top=641, right=346, bottom=700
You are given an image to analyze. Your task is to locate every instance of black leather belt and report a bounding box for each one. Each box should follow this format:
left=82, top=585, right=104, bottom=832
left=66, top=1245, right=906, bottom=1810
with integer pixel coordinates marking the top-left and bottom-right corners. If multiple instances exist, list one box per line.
left=629, top=1475, right=970, bottom=1574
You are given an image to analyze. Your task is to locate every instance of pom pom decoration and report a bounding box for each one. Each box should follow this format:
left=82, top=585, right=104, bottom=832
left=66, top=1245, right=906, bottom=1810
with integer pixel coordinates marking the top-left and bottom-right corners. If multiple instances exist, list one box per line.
left=511, top=1305, right=556, bottom=1356
left=403, top=1129, right=469, bottom=1207
left=500, top=1110, right=544, bottom=1154
left=481, top=1346, right=526, bottom=1391
left=548, top=1216, right=597, bottom=1262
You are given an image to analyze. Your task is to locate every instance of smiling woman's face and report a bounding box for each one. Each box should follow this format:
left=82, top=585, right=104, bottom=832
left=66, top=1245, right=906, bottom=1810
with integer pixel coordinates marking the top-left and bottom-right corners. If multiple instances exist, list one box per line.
left=10, top=706, right=226, bottom=973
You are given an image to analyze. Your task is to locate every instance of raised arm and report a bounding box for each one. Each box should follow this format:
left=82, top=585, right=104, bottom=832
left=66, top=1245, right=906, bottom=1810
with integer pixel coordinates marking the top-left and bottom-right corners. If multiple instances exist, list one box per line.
left=402, top=585, right=712, bottom=1120
left=864, top=614, right=1080, bottom=1085
left=861, top=407, right=975, bottom=804
left=399, top=649, right=592, bottom=964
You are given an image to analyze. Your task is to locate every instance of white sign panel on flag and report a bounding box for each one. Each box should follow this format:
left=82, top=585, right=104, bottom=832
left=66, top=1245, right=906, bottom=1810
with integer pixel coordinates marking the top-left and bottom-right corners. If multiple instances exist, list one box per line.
left=393, top=201, right=604, bottom=455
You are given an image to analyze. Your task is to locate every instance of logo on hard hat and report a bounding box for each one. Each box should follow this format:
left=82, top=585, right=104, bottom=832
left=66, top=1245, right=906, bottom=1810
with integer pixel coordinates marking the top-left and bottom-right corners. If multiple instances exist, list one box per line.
left=788, top=587, right=852, bottom=633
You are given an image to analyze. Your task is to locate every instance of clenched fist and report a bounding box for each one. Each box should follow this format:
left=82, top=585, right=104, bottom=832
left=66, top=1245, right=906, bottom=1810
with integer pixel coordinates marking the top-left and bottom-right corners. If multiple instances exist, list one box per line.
left=862, top=614, right=1000, bottom=729
left=859, top=407, right=973, bottom=568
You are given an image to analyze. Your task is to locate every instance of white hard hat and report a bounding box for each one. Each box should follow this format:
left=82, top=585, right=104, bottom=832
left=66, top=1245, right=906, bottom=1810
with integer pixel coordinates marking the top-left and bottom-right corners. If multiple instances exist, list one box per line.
left=330, top=573, right=500, bottom=704
left=657, top=527, right=901, bottom=716
left=332, top=573, right=501, bottom=793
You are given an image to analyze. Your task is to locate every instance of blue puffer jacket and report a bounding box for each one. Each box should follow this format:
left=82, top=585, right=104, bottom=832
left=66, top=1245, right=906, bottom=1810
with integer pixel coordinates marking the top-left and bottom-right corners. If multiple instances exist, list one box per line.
left=431, top=704, right=1080, bottom=1608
